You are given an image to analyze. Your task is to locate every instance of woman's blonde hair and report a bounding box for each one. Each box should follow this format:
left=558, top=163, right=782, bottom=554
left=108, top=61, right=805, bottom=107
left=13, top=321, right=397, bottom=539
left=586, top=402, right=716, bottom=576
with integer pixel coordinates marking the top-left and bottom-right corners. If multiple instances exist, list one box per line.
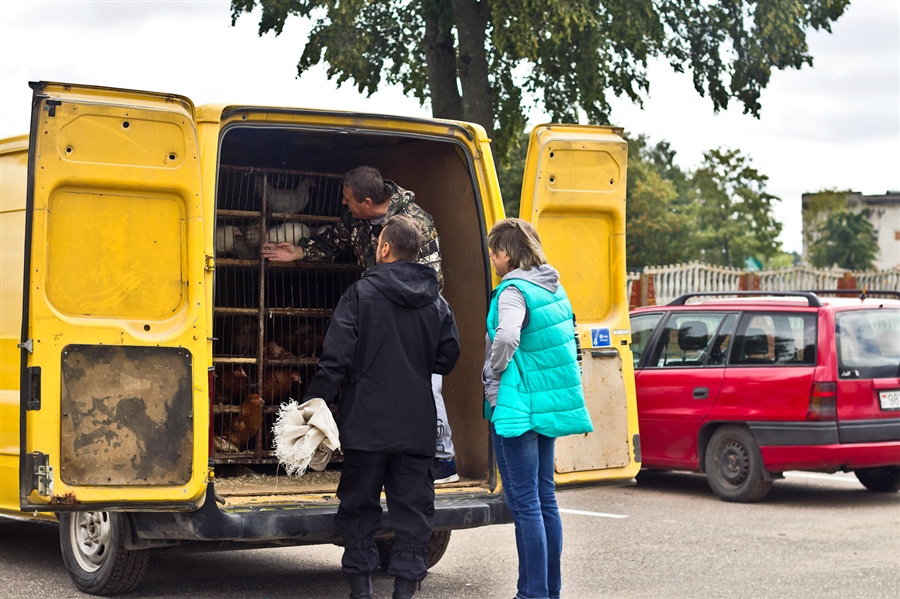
left=487, top=218, right=547, bottom=271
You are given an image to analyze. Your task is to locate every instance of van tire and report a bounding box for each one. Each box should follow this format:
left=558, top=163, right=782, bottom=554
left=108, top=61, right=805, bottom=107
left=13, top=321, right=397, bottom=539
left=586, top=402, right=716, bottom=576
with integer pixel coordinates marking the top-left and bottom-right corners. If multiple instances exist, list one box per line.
left=59, top=511, right=149, bottom=595
left=376, top=529, right=452, bottom=572
left=705, top=426, right=773, bottom=503
left=854, top=467, right=900, bottom=492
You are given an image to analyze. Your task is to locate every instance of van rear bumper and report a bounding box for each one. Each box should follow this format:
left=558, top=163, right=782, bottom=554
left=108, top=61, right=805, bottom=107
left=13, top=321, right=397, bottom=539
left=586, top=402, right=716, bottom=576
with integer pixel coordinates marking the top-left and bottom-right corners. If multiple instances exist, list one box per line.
left=760, top=441, right=900, bottom=473
left=128, top=484, right=512, bottom=547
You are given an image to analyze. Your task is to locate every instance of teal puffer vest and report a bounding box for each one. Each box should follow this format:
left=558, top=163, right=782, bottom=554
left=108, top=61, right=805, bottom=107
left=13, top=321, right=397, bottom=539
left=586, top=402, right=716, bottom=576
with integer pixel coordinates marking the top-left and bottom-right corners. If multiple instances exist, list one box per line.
left=487, top=278, right=593, bottom=438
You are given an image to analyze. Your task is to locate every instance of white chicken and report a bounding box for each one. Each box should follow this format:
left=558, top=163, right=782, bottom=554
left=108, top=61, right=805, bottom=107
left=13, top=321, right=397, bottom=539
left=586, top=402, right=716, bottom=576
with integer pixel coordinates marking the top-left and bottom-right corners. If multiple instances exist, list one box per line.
left=215, top=225, right=243, bottom=255
left=256, top=176, right=314, bottom=214
left=267, top=222, right=311, bottom=245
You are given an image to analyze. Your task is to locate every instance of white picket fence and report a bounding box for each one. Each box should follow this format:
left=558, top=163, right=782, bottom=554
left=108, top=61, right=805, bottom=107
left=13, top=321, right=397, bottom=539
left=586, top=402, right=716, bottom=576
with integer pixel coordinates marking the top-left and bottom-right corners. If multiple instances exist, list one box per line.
left=627, top=261, right=900, bottom=306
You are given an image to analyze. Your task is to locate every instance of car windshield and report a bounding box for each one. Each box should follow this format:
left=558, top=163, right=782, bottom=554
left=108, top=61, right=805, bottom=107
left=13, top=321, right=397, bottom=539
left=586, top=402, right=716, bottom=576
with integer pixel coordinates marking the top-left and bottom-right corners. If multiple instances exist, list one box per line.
left=835, top=308, right=900, bottom=379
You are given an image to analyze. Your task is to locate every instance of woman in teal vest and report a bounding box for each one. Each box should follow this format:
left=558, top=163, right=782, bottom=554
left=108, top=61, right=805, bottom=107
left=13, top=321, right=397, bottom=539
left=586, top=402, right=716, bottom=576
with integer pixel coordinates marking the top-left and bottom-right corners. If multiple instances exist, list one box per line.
left=483, top=218, right=593, bottom=599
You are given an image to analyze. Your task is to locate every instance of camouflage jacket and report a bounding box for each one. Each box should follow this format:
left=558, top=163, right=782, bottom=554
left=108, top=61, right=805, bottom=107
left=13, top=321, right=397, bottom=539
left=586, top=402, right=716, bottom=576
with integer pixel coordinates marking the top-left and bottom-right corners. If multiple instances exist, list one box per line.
left=299, top=181, right=443, bottom=290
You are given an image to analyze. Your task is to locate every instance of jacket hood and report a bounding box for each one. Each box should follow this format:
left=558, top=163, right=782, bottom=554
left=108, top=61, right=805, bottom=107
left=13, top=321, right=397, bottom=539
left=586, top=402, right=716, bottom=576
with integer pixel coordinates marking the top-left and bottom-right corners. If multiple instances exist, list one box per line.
left=363, top=261, right=440, bottom=308
left=503, top=264, right=560, bottom=293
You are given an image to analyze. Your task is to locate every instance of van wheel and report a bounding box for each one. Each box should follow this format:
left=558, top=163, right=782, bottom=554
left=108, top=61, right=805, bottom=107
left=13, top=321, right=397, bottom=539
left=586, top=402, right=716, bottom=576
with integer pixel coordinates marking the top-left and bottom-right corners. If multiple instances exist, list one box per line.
left=854, top=467, right=900, bottom=492
left=58, top=511, right=149, bottom=595
left=705, top=426, right=773, bottom=503
left=376, top=530, right=452, bottom=572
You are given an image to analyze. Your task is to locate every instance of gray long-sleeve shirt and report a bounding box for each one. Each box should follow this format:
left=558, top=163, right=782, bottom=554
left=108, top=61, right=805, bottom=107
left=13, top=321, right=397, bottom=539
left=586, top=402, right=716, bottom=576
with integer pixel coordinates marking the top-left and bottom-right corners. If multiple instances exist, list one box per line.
left=482, top=264, right=561, bottom=407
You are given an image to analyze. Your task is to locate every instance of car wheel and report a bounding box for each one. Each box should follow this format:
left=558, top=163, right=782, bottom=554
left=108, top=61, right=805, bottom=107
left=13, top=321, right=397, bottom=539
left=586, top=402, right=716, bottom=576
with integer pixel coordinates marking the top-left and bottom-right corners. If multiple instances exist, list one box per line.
left=58, top=511, right=149, bottom=595
left=376, top=529, right=452, bottom=572
left=854, top=466, right=900, bottom=492
left=705, top=426, right=773, bottom=503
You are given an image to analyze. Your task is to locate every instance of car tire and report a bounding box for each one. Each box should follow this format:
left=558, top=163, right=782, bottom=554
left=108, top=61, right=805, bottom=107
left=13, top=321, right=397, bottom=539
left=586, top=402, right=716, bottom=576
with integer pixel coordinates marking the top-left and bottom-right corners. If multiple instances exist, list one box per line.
left=854, top=466, right=900, bottom=492
left=58, top=511, right=149, bottom=595
left=376, top=529, right=452, bottom=572
left=705, top=426, right=773, bottom=503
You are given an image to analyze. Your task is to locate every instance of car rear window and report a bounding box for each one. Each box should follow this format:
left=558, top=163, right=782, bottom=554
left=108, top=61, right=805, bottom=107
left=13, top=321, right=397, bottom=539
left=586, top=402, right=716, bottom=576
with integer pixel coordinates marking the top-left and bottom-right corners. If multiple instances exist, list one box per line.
left=730, top=313, right=817, bottom=366
left=835, top=309, right=900, bottom=379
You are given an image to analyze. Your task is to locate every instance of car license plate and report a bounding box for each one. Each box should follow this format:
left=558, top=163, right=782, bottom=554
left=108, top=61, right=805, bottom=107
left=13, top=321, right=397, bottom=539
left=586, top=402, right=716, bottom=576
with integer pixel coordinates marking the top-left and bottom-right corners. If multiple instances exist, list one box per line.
left=880, top=390, right=900, bottom=410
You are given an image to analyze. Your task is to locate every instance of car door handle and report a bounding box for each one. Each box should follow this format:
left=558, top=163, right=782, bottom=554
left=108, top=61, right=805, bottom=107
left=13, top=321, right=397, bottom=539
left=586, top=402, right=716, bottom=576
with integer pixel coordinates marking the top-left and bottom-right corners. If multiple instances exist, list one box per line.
left=692, top=387, right=709, bottom=400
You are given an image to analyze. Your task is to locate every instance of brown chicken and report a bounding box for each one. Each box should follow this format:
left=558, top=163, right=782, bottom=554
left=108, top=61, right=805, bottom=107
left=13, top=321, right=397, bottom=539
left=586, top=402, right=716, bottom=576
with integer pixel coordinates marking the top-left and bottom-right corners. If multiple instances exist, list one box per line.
left=280, top=323, right=327, bottom=357
left=265, top=340, right=295, bottom=360
left=262, top=369, right=301, bottom=403
left=218, top=394, right=264, bottom=451
left=215, top=365, right=248, bottom=404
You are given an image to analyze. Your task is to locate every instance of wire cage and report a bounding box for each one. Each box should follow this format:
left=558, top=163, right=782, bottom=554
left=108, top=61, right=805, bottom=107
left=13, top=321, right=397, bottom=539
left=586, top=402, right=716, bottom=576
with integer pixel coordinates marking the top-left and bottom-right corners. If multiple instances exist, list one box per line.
left=211, top=165, right=358, bottom=464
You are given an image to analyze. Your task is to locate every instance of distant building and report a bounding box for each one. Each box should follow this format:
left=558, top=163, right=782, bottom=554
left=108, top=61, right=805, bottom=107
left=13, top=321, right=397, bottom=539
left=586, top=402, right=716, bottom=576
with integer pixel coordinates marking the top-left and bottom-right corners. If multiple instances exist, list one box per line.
left=801, top=190, right=900, bottom=270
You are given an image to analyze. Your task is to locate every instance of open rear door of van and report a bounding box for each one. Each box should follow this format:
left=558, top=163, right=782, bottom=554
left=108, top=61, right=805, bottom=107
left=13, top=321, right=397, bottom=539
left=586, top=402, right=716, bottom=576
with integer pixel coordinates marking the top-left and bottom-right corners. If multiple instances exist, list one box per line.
left=20, top=82, right=209, bottom=510
left=519, top=124, right=640, bottom=485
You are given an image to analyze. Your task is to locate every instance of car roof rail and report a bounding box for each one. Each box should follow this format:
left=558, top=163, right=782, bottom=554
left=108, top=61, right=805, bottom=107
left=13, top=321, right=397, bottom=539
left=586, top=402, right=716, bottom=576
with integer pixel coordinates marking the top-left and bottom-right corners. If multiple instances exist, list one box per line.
left=667, top=291, right=823, bottom=307
left=805, top=289, right=900, bottom=301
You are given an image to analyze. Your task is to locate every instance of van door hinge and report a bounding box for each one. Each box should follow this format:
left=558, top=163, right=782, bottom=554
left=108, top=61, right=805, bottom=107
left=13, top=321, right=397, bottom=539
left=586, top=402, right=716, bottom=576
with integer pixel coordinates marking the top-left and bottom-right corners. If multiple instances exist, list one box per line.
left=44, top=100, right=62, bottom=117
left=17, top=339, right=33, bottom=353
left=25, top=366, right=41, bottom=411
left=25, top=452, right=53, bottom=496
left=205, top=255, right=215, bottom=271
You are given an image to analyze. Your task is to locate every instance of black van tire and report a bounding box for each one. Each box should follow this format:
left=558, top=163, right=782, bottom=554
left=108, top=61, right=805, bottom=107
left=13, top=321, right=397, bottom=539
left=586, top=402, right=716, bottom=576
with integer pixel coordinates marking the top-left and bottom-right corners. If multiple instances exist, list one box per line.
left=854, top=467, right=900, bottom=492
left=705, top=426, right=773, bottom=503
left=376, top=529, right=452, bottom=572
left=58, top=511, right=149, bottom=595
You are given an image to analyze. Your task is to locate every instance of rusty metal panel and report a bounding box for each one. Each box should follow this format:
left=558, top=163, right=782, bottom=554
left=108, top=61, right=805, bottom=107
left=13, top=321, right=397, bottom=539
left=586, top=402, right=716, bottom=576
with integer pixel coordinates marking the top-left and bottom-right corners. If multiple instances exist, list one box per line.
left=60, top=345, right=193, bottom=485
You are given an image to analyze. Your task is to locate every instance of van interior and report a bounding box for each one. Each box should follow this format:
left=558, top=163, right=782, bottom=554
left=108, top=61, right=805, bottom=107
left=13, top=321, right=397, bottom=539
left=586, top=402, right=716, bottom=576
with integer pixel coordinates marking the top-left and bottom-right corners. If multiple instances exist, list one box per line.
left=211, top=124, right=493, bottom=501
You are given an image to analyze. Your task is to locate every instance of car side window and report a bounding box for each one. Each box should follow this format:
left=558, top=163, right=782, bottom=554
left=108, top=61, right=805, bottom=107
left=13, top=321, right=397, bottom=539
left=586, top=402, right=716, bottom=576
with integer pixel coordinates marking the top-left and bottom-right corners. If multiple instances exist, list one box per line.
left=648, top=313, right=731, bottom=368
left=707, top=314, right=737, bottom=366
left=630, top=313, right=663, bottom=368
left=730, top=313, right=817, bottom=366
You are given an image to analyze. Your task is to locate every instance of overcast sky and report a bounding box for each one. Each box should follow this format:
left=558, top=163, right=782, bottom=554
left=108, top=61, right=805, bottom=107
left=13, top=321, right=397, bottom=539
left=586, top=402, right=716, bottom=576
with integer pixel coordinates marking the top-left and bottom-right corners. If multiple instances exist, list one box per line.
left=1, top=0, right=897, bottom=255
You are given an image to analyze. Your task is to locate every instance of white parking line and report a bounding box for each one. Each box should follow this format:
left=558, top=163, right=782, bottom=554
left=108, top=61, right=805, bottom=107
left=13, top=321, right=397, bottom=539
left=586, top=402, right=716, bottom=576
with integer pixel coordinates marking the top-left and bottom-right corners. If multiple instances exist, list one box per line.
left=558, top=508, right=628, bottom=519
left=783, top=472, right=862, bottom=484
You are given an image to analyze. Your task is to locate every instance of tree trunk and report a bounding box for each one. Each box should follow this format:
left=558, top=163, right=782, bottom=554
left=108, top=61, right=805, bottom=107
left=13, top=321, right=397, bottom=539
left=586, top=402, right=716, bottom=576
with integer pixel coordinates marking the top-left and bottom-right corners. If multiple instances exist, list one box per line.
left=422, top=0, right=464, bottom=120
left=451, top=0, right=493, bottom=136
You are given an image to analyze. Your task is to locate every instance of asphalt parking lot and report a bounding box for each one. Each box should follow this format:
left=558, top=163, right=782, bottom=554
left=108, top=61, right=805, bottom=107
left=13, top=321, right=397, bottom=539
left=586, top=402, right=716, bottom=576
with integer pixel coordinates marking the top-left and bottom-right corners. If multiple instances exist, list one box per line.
left=2, top=470, right=897, bottom=599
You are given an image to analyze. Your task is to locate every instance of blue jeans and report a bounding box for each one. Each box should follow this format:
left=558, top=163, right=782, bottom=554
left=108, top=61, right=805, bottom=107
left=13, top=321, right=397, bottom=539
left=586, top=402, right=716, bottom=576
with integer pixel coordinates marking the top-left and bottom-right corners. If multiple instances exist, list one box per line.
left=491, top=424, right=562, bottom=599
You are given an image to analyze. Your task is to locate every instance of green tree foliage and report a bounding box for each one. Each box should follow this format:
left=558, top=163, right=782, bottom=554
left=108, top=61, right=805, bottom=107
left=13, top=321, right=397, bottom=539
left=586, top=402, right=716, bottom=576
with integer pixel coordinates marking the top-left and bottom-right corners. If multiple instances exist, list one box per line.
left=802, top=188, right=851, bottom=249
left=809, top=210, right=879, bottom=270
left=690, top=148, right=782, bottom=268
left=625, top=135, right=694, bottom=268
left=230, top=0, right=848, bottom=158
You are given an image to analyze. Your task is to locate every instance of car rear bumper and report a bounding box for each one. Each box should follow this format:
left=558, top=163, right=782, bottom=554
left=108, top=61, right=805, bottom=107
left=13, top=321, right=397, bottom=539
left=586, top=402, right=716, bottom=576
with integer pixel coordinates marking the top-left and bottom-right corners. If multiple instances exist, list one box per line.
left=760, top=441, right=900, bottom=473
left=127, top=483, right=512, bottom=548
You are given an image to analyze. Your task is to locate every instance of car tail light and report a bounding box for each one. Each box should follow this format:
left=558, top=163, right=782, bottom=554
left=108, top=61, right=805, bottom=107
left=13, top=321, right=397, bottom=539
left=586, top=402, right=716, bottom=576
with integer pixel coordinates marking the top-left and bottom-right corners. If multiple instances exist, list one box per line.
left=807, top=382, right=837, bottom=421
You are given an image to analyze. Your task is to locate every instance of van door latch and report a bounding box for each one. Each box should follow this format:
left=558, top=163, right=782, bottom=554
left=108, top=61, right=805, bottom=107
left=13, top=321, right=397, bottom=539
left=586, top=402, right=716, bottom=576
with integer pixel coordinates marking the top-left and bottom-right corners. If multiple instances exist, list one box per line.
left=25, top=367, right=41, bottom=411
left=25, top=452, right=53, bottom=496
left=44, top=100, right=62, bottom=117
left=17, top=339, right=33, bottom=353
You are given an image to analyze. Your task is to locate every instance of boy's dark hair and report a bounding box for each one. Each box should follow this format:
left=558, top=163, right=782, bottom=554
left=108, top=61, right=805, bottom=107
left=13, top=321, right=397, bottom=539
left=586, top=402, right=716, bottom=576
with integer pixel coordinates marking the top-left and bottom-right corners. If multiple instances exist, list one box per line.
left=343, top=166, right=390, bottom=205
left=380, top=215, right=423, bottom=262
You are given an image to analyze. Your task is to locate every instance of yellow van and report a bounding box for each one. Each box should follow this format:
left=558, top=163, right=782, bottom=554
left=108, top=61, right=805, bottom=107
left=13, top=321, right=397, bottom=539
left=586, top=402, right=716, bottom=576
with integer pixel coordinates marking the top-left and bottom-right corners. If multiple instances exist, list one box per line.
left=0, top=81, right=640, bottom=595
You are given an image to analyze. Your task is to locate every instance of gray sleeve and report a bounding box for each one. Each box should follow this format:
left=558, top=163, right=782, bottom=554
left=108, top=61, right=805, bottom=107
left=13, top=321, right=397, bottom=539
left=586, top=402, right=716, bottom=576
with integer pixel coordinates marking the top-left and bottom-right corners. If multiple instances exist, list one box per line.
left=489, top=286, right=527, bottom=375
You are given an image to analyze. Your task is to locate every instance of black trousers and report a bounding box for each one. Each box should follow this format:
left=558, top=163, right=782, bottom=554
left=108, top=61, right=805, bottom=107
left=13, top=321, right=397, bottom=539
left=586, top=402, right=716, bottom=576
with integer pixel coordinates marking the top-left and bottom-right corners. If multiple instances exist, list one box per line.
left=336, top=450, right=435, bottom=581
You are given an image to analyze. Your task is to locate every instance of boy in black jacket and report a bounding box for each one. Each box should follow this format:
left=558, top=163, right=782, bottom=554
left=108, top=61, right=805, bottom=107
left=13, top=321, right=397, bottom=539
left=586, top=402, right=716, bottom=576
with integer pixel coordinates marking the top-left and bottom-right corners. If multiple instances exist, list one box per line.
left=302, top=215, right=460, bottom=599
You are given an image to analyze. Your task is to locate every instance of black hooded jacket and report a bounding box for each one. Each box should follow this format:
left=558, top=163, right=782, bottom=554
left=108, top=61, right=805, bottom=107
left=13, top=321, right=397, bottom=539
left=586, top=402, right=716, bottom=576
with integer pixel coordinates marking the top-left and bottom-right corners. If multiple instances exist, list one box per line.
left=303, top=261, right=460, bottom=456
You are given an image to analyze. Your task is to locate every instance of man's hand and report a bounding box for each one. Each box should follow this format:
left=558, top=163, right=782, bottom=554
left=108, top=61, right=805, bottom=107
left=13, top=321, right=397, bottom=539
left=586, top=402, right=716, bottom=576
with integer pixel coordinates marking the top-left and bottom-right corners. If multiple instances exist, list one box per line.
left=261, top=242, right=304, bottom=262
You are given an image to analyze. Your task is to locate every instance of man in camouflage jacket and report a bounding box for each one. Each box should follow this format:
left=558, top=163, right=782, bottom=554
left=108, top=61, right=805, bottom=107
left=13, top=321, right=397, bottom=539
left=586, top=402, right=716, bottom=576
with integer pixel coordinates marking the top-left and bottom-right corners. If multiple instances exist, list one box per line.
left=261, top=166, right=458, bottom=481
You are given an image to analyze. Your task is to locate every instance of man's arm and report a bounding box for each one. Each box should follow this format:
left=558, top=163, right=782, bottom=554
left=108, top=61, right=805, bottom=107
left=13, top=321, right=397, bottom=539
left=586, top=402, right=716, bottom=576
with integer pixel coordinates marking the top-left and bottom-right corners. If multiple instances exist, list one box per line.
left=262, top=215, right=355, bottom=263
left=302, top=290, right=359, bottom=404
left=433, top=301, right=461, bottom=376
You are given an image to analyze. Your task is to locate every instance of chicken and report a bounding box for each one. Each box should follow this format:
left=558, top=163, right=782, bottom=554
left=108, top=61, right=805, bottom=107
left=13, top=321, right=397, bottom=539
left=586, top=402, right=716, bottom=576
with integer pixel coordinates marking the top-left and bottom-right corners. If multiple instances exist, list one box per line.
left=214, top=365, right=248, bottom=404
left=217, top=393, right=265, bottom=451
left=267, top=222, right=311, bottom=245
left=262, top=369, right=301, bottom=403
left=280, top=323, right=327, bottom=357
left=233, top=220, right=263, bottom=259
left=215, top=225, right=243, bottom=255
left=256, top=175, right=313, bottom=214
left=266, top=340, right=295, bottom=360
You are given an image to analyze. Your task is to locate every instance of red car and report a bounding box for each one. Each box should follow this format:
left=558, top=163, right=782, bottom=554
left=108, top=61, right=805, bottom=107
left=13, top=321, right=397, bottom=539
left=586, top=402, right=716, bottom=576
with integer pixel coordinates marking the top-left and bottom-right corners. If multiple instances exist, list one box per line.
left=630, top=291, right=900, bottom=502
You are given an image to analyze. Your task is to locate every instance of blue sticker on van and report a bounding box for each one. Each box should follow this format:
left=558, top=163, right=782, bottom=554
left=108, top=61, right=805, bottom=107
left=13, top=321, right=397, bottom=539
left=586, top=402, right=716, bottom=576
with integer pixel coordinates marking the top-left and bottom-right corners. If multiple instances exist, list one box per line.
left=591, top=328, right=611, bottom=347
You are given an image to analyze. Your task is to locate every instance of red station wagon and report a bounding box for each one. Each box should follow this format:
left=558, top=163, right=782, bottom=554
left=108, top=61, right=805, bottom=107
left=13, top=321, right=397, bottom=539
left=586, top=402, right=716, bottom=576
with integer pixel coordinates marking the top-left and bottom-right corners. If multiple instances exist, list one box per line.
left=630, top=291, right=900, bottom=502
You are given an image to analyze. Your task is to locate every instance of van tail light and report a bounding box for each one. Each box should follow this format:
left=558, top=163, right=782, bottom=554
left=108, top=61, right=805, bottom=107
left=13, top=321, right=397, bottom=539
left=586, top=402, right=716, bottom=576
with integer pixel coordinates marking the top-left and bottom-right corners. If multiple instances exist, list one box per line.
left=807, top=382, right=837, bottom=421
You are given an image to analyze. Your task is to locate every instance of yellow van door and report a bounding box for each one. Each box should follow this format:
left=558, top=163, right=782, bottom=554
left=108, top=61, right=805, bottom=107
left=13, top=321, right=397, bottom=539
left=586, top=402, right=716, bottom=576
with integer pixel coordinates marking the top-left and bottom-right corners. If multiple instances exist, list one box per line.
left=20, top=82, right=209, bottom=510
left=519, top=124, right=640, bottom=484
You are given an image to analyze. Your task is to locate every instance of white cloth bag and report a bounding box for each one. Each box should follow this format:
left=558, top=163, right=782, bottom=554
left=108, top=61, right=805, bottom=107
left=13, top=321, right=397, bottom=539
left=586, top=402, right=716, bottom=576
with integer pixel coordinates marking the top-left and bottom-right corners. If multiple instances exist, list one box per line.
left=272, top=398, right=341, bottom=477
